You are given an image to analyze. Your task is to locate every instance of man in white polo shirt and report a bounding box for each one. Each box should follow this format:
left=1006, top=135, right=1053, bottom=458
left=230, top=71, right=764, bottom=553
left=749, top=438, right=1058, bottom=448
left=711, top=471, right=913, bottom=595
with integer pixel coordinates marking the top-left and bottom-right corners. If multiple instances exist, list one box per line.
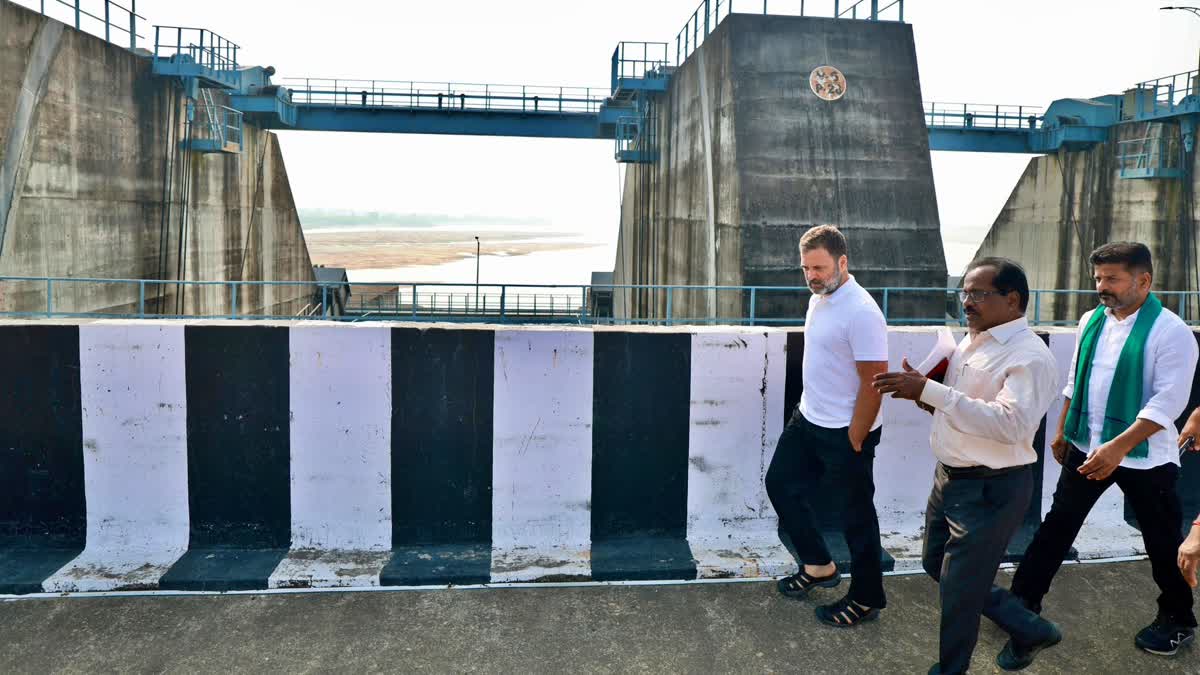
left=765, top=225, right=889, bottom=628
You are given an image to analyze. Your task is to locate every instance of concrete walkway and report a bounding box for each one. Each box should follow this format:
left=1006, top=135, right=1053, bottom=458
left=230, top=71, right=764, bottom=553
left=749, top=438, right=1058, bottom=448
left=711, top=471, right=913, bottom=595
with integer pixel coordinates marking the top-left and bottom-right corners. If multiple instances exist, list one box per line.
left=0, top=560, right=1194, bottom=673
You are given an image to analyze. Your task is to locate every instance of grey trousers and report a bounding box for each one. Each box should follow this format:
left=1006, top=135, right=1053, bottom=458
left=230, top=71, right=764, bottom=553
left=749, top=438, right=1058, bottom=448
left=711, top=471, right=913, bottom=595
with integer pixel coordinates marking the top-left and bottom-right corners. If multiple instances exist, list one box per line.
left=922, top=463, right=1048, bottom=675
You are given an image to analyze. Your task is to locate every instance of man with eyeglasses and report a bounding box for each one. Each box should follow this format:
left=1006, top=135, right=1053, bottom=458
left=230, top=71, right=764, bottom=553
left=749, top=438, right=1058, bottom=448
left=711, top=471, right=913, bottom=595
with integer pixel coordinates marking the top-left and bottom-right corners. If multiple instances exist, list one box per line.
left=992, top=242, right=1199, bottom=664
left=874, top=257, right=1059, bottom=675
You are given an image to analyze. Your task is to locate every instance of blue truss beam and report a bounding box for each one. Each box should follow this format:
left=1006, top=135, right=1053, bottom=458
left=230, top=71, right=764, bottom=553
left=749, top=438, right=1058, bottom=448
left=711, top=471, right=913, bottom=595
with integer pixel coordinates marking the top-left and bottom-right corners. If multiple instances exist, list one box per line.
left=269, top=105, right=605, bottom=139
left=231, top=94, right=1114, bottom=154
left=929, top=125, right=1110, bottom=153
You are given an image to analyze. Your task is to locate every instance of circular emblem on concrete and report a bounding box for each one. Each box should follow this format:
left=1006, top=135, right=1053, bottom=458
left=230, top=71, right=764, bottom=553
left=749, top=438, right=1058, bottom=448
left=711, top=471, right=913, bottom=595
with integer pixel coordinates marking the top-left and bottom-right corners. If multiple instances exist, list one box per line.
left=809, top=65, right=847, bottom=101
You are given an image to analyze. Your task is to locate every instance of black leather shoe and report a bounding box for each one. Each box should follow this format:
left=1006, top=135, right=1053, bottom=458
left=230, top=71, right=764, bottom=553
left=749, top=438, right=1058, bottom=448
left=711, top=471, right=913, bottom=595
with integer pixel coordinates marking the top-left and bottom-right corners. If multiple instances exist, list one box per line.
left=996, top=620, right=1062, bottom=671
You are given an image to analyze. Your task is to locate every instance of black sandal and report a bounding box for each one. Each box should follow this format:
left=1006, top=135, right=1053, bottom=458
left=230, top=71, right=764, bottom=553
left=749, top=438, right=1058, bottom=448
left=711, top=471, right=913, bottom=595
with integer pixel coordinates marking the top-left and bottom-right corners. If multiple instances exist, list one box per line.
left=815, top=595, right=880, bottom=628
left=776, top=568, right=840, bottom=598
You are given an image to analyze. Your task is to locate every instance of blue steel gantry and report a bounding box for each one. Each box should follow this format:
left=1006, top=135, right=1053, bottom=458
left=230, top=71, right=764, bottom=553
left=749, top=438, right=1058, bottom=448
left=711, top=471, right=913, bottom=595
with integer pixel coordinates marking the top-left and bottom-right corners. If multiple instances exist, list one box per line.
left=136, top=0, right=1200, bottom=178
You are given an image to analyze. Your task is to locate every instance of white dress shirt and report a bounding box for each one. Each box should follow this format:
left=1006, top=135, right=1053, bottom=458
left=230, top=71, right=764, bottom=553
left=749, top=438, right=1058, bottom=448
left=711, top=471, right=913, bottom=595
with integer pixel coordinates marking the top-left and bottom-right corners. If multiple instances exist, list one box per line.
left=1062, top=304, right=1199, bottom=470
left=919, top=317, right=1059, bottom=469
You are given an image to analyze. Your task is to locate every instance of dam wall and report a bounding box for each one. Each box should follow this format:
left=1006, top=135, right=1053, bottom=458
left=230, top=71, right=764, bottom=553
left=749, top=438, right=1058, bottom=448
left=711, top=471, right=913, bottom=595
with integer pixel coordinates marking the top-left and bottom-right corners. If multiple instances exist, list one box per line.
left=613, top=14, right=947, bottom=323
left=0, top=0, right=314, bottom=317
left=972, top=119, right=1200, bottom=323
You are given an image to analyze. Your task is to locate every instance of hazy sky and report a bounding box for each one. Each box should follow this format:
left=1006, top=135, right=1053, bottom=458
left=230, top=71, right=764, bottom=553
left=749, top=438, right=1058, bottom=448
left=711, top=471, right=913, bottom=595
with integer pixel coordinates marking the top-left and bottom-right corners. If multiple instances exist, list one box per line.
left=33, top=0, right=1200, bottom=273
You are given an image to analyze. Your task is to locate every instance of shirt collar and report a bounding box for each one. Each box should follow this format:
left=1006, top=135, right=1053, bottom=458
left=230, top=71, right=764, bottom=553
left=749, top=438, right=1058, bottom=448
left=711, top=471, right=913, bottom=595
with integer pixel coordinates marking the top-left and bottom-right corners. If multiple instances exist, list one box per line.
left=986, top=316, right=1030, bottom=345
left=817, top=274, right=858, bottom=304
left=1103, top=304, right=1141, bottom=324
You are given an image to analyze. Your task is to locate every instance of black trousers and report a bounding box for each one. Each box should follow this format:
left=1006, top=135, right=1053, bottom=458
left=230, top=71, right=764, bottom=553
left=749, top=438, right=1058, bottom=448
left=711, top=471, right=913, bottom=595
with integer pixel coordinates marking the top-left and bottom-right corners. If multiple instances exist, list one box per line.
left=1010, top=448, right=1195, bottom=626
left=923, top=462, right=1037, bottom=675
left=765, top=410, right=885, bottom=608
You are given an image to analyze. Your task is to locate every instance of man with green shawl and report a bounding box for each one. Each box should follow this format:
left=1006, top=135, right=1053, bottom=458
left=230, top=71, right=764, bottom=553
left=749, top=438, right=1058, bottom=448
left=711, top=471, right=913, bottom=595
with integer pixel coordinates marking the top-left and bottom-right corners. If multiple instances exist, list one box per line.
left=996, top=242, right=1199, bottom=668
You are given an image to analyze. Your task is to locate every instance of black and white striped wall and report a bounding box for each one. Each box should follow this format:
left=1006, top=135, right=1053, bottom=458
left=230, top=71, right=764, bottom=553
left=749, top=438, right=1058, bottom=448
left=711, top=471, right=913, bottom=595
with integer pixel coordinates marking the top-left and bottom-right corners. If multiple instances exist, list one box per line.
left=1, top=321, right=1197, bottom=595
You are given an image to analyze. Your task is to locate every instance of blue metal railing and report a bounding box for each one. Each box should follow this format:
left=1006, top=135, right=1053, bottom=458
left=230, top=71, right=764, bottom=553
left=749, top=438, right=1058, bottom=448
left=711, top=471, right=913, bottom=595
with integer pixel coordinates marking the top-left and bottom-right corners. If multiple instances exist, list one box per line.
left=190, top=100, right=243, bottom=150
left=3, top=277, right=1198, bottom=327
left=611, top=42, right=671, bottom=92
left=925, top=103, right=1043, bottom=130
left=1131, top=69, right=1199, bottom=118
left=152, top=25, right=240, bottom=73
left=1116, top=134, right=1182, bottom=179
left=19, top=0, right=145, bottom=49
left=280, top=79, right=607, bottom=114
left=674, top=0, right=905, bottom=67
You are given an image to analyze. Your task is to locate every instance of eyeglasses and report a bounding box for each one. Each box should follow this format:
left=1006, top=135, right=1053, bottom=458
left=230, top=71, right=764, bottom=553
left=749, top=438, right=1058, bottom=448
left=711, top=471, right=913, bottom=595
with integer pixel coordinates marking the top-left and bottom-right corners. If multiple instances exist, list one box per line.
left=958, top=289, right=1009, bottom=303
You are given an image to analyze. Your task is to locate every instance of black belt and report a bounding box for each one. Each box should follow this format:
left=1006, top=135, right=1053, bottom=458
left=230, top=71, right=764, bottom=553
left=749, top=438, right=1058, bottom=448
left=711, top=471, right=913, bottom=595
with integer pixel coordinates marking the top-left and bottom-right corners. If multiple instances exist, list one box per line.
left=939, top=462, right=1029, bottom=479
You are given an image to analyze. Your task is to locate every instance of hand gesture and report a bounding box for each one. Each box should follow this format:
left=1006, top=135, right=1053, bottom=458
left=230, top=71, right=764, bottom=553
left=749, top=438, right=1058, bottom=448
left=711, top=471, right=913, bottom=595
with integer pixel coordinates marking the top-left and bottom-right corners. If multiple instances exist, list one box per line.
left=872, top=358, right=928, bottom=402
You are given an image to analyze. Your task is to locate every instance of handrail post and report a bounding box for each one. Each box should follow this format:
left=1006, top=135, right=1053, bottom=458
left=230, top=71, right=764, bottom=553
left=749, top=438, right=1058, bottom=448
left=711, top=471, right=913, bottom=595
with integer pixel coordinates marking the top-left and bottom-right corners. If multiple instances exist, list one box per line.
left=704, top=0, right=711, bottom=35
left=138, top=279, right=145, bottom=318
left=749, top=287, right=757, bottom=325
left=882, top=287, right=889, bottom=320
left=230, top=281, right=238, bottom=319
left=129, top=0, right=137, bottom=49
left=1032, top=289, right=1042, bottom=325
left=104, top=1, right=111, bottom=43
left=74, top=0, right=80, bottom=30
left=46, top=279, right=53, bottom=317
left=500, top=286, right=507, bottom=322
left=411, top=284, right=418, bottom=318
left=580, top=285, right=587, bottom=323
left=321, top=285, right=328, bottom=317
left=666, top=286, right=673, bottom=326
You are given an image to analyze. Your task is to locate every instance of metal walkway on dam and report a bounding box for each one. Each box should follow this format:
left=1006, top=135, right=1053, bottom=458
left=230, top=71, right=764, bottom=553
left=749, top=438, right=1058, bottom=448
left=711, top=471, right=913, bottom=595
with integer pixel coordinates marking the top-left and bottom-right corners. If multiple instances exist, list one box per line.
left=21, top=0, right=1200, bottom=172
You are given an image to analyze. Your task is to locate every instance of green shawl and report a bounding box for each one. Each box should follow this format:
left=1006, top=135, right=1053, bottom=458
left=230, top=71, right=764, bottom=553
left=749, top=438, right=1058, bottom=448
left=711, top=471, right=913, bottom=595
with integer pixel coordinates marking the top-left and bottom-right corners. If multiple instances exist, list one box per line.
left=1063, top=294, right=1162, bottom=459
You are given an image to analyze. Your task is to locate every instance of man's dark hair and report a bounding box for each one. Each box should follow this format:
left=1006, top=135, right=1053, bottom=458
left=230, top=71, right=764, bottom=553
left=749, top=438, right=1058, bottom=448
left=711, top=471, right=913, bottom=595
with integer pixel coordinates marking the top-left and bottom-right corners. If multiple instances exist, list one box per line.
left=966, top=257, right=1030, bottom=311
left=799, top=224, right=848, bottom=259
left=1089, top=241, right=1153, bottom=278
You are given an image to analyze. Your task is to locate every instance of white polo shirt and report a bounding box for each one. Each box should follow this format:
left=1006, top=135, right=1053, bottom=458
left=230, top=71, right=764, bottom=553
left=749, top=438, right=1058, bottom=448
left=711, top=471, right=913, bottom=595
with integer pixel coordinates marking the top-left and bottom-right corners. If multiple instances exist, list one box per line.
left=798, top=275, right=889, bottom=430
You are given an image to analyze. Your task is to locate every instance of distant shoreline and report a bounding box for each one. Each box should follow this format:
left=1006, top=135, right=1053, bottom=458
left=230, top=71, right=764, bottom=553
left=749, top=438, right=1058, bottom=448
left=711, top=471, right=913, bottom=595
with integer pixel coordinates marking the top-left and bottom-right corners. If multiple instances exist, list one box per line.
left=305, top=228, right=604, bottom=271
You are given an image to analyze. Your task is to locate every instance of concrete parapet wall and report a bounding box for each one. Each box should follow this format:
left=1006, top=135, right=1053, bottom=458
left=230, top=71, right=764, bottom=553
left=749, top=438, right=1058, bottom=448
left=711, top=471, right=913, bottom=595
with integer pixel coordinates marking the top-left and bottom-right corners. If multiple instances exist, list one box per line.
left=2, top=320, right=1196, bottom=595
left=0, top=0, right=314, bottom=317
left=614, top=14, right=947, bottom=322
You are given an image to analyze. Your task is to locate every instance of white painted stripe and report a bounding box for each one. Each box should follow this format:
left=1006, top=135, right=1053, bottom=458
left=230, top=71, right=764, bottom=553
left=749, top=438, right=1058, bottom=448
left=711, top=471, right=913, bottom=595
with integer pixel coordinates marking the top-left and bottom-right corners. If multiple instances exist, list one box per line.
left=686, top=330, right=792, bottom=579
left=270, top=324, right=392, bottom=589
left=491, top=330, right=593, bottom=583
left=1043, top=332, right=1145, bottom=559
left=6, top=554, right=1154, bottom=603
left=876, top=330, right=949, bottom=561
left=44, top=323, right=189, bottom=592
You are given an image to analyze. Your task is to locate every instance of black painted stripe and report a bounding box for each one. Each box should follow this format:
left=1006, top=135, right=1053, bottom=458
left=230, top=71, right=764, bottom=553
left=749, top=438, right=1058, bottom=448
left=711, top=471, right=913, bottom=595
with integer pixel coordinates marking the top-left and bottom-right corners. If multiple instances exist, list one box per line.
left=381, top=327, right=493, bottom=586
left=159, top=326, right=291, bottom=591
left=590, top=332, right=695, bottom=581
left=1006, top=332, right=1051, bottom=562
left=0, top=325, right=85, bottom=594
left=777, top=328, right=894, bottom=572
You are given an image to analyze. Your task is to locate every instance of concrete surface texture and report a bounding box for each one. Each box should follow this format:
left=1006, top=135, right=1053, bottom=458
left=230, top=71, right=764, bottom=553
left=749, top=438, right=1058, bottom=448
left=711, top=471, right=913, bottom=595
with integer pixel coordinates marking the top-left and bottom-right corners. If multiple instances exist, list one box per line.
left=0, top=0, right=315, bottom=316
left=614, top=14, right=947, bottom=322
left=0, top=561, right=1194, bottom=673
left=971, top=120, right=1200, bottom=324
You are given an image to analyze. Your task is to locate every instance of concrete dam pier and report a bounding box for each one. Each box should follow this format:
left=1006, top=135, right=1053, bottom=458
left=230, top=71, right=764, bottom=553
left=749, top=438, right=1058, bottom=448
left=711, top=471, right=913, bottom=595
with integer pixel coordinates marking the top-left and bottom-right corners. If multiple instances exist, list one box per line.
left=613, top=13, right=947, bottom=323
left=973, top=115, right=1200, bottom=322
left=0, top=0, right=314, bottom=317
